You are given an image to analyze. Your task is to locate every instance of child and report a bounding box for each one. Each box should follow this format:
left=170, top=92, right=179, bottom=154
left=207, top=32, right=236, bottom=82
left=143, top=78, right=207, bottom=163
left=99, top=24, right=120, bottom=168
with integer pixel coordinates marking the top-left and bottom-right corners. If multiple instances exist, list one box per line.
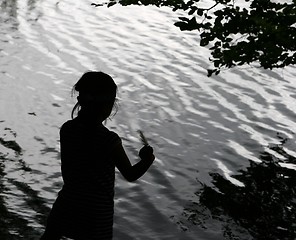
left=41, top=71, right=155, bottom=240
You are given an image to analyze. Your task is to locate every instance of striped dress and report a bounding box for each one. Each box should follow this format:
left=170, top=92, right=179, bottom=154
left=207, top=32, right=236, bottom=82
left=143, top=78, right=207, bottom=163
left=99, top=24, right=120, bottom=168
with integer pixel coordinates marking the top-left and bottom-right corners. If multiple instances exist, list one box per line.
left=45, top=118, right=121, bottom=239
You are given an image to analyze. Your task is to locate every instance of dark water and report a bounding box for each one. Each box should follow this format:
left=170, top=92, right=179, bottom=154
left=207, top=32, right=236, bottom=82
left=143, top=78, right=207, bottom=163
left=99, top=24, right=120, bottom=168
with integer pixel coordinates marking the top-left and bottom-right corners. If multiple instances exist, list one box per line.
left=0, top=0, right=296, bottom=239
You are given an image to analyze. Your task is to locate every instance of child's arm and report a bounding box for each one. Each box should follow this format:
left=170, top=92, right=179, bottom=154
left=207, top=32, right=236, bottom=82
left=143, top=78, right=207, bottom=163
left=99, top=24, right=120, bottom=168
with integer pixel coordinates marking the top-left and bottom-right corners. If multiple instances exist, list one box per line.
left=113, top=144, right=155, bottom=182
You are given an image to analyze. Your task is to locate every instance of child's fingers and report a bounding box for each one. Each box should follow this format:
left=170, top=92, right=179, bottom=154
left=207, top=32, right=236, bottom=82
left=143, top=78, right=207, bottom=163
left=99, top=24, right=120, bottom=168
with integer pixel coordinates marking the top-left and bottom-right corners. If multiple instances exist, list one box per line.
left=139, top=146, right=154, bottom=160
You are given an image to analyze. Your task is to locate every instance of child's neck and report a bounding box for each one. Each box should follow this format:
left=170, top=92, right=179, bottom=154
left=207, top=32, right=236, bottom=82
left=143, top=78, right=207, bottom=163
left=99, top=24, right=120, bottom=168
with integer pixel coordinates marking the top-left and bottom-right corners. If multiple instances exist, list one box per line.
left=77, top=110, right=104, bottom=125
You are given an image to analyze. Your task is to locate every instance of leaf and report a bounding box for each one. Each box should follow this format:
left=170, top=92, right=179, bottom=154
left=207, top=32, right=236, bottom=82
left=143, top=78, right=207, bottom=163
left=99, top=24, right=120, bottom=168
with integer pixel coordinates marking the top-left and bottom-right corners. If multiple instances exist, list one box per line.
left=197, top=8, right=204, bottom=16
left=107, top=1, right=117, bottom=7
left=178, top=17, right=189, bottom=22
left=91, top=3, right=103, bottom=7
left=207, top=69, right=216, bottom=77
left=188, top=6, right=197, bottom=15
left=225, top=37, right=232, bottom=42
left=174, top=21, right=189, bottom=31
left=200, top=38, right=209, bottom=47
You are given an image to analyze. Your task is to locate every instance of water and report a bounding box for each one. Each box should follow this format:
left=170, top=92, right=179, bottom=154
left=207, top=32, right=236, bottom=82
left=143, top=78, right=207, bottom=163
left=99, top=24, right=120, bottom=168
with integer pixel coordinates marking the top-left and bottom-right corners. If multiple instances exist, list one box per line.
left=0, top=0, right=296, bottom=239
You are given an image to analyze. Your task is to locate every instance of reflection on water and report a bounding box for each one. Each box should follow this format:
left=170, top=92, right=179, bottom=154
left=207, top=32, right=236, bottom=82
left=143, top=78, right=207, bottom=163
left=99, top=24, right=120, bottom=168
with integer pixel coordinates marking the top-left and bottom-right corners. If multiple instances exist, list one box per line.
left=1, top=0, right=17, bottom=18
left=0, top=125, right=50, bottom=239
left=0, top=0, right=296, bottom=239
left=182, top=136, right=296, bottom=239
left=0, top=0, right=19, bottom=33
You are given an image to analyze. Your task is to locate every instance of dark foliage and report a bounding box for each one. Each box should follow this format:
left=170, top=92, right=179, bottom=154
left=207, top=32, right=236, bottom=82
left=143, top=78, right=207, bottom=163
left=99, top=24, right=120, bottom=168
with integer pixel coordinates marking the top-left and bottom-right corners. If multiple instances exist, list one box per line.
left=93, top=0, right=296, bottom=76
left=182, top=140, right=296, bottom=239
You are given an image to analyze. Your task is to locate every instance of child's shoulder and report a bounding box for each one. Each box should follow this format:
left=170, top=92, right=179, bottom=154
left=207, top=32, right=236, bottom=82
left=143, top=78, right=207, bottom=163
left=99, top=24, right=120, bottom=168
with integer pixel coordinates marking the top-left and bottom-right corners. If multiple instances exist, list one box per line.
left=60, top=119, right=75, bottom=129
left=60, top=119, right=120, bottom=137
left=59, top=119, right=81, bottom=135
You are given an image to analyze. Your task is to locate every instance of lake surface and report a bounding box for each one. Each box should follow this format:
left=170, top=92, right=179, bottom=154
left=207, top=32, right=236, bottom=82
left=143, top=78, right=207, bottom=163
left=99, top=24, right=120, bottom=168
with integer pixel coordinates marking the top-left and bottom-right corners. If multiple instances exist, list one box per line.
left=0, top=0, right=296, bottom=239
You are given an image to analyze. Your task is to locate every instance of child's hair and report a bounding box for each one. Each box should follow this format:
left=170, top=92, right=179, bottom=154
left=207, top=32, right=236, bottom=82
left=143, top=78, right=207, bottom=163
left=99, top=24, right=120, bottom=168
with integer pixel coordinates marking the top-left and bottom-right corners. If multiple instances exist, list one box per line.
left=71, top=71, right=118, bottom=119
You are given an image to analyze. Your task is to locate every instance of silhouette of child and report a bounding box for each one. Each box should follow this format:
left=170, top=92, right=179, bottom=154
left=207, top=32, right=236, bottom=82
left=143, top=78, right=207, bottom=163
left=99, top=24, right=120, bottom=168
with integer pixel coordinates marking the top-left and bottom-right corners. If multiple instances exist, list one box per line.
left=41, top=71, right=155, bottom=240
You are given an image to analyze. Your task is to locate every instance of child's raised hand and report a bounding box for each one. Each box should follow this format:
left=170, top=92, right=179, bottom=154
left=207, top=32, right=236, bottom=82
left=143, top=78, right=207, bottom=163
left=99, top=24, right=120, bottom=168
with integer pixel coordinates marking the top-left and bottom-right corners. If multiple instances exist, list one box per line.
left=139, top=145, right=155, bottom=162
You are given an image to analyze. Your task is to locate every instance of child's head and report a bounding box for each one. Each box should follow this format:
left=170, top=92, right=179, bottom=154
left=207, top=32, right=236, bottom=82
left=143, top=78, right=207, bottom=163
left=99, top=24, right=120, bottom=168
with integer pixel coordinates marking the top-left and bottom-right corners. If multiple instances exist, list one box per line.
left=71, top=71, right=118, bottom=121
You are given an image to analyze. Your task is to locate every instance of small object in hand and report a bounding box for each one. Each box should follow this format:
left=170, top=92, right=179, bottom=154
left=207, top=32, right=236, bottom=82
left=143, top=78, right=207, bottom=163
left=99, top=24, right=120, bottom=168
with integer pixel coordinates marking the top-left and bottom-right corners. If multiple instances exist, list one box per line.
left=137, top=130, right=149, bottom=146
